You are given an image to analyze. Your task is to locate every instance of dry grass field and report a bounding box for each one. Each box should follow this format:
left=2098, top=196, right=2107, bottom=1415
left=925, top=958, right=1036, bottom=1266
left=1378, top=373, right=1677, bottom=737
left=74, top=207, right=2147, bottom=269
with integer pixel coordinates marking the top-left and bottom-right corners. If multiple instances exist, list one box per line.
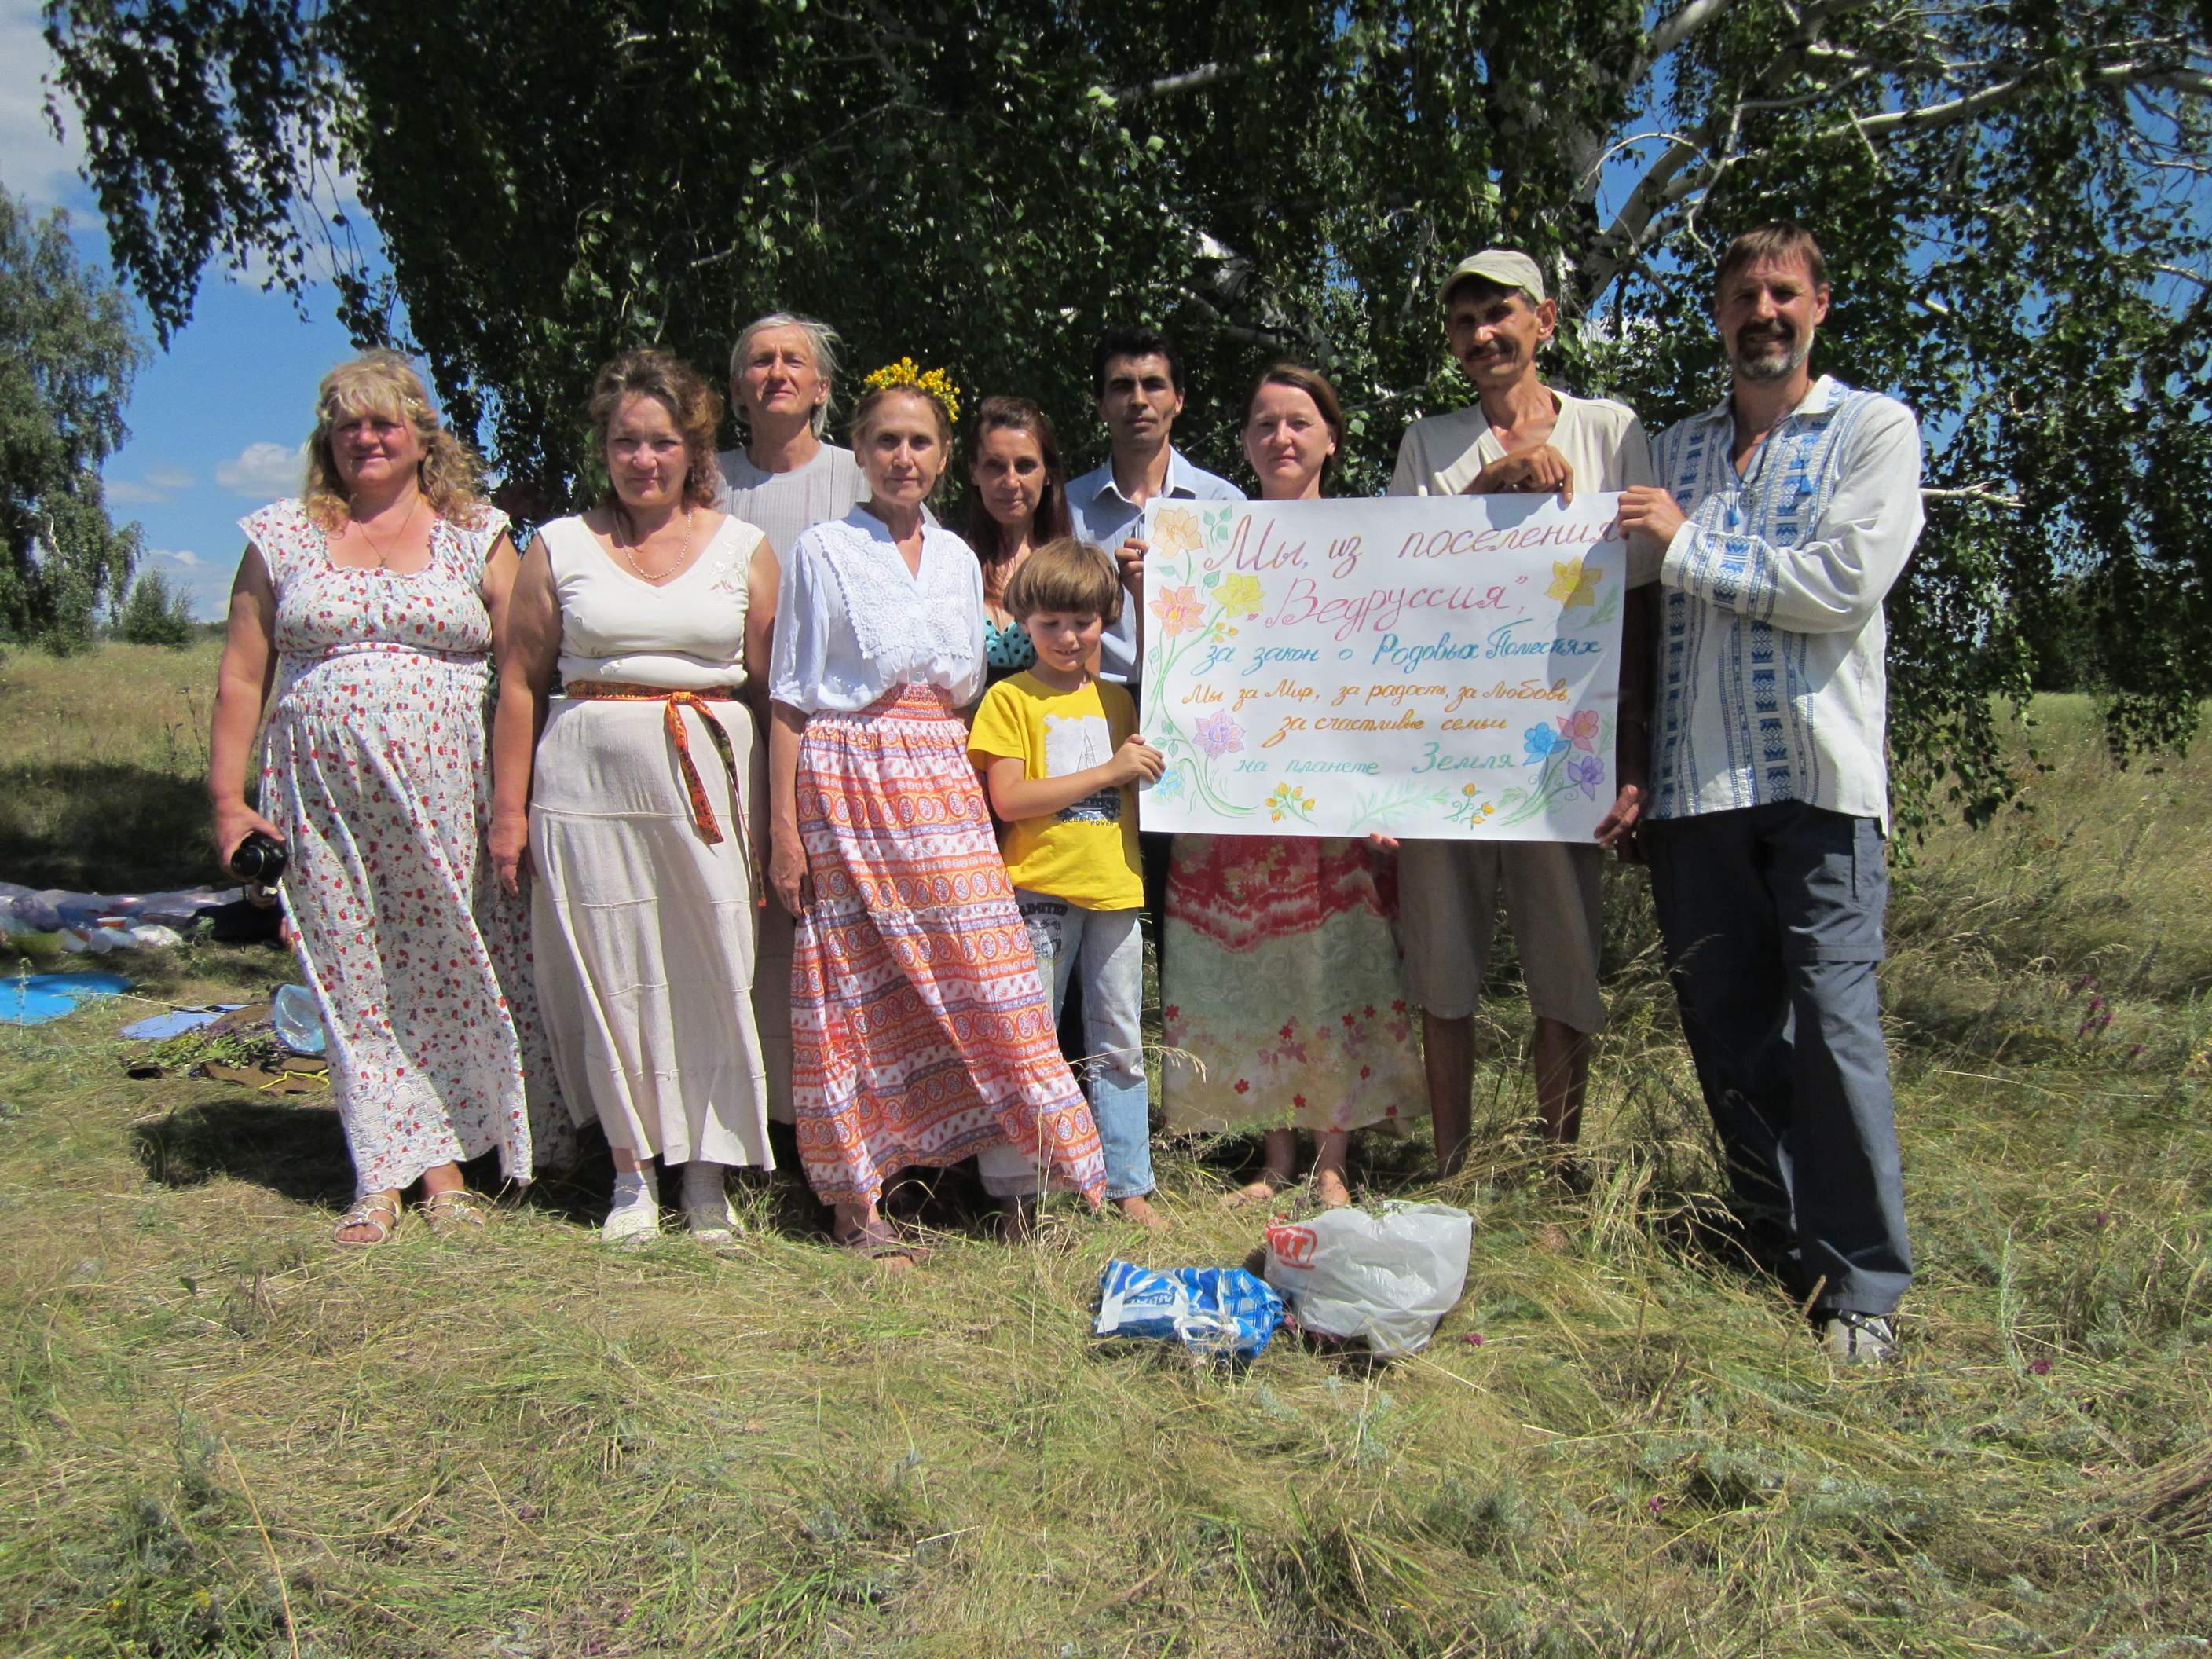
left=0, top=643, right=2205, bottom=1657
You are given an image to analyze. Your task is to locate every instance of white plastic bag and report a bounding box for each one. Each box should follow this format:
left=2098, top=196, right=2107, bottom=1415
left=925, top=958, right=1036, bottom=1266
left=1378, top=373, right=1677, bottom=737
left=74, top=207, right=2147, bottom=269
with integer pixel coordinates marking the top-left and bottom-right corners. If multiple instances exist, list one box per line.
left=1262, top=1202, right=1474, bottom=1357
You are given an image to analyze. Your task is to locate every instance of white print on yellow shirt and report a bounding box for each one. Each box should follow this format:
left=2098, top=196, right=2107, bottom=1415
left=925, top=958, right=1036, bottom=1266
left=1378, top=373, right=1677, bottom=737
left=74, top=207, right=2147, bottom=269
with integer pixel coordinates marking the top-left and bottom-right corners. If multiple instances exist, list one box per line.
left=1044, top=712, right=1120, bottom=824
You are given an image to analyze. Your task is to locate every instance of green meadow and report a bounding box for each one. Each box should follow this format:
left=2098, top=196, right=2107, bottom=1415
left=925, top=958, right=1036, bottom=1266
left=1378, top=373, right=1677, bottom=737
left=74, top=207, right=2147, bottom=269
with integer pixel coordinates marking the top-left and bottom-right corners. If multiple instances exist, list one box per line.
left=0, top=642, right=2204, bottom=1656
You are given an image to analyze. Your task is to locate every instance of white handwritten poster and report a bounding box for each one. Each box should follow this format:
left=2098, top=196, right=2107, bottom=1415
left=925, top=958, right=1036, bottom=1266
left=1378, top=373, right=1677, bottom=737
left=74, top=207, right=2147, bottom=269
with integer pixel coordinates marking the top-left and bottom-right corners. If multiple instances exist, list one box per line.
left=1137, top=493, right=1627, bottom=841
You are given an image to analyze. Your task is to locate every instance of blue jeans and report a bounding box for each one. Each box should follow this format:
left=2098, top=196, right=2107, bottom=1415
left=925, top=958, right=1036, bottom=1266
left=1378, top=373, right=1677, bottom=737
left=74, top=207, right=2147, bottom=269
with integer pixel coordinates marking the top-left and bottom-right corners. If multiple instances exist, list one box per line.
left=1644, top=801, right=1913, bottom=1317
left=1013, top=890, right=1153, bottom=1200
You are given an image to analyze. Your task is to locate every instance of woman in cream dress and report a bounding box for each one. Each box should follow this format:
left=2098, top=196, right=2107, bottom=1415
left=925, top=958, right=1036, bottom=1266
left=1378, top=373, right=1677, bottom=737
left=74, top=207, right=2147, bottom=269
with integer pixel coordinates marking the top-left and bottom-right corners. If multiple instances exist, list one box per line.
left=493, top=350, right=778, bottom=1243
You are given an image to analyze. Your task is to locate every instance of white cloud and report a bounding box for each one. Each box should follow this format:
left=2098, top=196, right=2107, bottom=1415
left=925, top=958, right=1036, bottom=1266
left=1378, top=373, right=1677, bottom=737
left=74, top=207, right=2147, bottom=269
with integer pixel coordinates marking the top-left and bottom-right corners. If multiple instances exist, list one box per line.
left=105, top=464, right=199, bottom=505
left=147, top=548, right=202, bottom=569
left=0, top=5, right=84, bottom=210
left=215, top=441, right=309, bottom=498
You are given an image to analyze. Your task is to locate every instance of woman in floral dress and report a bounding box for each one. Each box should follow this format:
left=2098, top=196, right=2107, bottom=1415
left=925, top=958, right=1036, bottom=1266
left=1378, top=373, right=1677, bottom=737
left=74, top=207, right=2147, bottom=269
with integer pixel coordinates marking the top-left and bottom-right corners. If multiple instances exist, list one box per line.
left=1159, top=366, right=1426, bottom=1205
left=208, top=350, right=559, bottom=1244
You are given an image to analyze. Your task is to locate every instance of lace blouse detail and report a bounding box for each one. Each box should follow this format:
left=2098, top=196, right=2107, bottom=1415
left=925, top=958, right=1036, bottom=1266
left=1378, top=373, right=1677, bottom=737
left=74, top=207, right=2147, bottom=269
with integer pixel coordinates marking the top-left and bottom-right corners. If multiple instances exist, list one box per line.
left=770, top=507, right=985, bottom=712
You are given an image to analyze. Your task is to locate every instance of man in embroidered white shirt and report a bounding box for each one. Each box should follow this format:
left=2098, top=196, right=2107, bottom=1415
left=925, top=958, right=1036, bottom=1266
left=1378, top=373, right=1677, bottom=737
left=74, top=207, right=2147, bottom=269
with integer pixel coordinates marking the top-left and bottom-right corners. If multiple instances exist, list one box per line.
left=1619, top=223, right=1923, bottom=1365
left=1385, top=249, right=1657, bottom=1190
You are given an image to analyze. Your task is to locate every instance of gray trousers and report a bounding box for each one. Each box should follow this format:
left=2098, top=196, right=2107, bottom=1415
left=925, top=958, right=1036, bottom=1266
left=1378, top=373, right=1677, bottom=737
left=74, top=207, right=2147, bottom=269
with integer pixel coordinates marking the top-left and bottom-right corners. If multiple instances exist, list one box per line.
left=1644, top=801, right=1913, bottom=1316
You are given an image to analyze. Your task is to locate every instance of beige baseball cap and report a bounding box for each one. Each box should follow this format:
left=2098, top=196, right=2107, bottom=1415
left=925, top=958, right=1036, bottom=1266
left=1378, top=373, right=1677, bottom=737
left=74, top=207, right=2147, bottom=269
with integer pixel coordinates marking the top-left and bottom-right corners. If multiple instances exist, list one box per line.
left=1438, top=249, right=1547, bottom=307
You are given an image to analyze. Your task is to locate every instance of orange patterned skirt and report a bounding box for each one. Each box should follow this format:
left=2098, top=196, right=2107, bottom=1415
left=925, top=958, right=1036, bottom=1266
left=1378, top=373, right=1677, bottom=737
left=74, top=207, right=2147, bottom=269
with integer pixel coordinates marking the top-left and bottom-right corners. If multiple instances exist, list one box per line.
left=790, top=684, right=1105, bottom=1207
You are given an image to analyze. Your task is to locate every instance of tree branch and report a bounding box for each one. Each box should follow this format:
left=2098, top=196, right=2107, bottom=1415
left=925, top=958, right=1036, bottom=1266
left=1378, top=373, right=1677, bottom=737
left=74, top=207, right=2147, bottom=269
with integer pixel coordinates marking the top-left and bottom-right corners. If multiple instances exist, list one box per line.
left=1922, top=484, right=2022, bottom=507
left=1646, top=0, right=1742, bottom=65
left=1826, top=60, right=2212, bottom=144
left=1114, top=57, right=1273, bottom=104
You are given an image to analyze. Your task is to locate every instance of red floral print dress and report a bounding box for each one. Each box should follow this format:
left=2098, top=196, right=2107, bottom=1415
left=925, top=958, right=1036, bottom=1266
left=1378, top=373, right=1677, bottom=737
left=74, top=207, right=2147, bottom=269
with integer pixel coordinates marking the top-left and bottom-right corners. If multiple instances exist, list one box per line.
left=1160, top=837, right=1424, bottom=1134
left=246, top=499, right=567, bottom=1196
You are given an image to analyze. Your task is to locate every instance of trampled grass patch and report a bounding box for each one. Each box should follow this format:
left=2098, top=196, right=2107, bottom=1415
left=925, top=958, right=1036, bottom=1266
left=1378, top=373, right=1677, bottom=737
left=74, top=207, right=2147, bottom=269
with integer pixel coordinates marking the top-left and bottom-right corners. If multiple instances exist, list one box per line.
left=0, top=651, right=2205, bottom=1655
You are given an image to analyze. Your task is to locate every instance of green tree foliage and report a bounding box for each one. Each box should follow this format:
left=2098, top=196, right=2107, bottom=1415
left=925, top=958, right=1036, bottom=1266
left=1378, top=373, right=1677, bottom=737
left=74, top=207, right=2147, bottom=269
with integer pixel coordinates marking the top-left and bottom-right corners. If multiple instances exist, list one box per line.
left=44, top=1, right=2212, bottom=820
left=0, top=185, right=145, bottom=652
left=112, top=565, right=196, bottom=646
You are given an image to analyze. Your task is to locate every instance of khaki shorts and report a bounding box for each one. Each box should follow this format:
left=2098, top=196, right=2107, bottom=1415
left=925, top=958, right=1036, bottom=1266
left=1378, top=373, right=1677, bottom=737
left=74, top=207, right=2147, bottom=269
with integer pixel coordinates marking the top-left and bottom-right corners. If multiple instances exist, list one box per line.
left=1397, top=840, right=1607, bottom=1035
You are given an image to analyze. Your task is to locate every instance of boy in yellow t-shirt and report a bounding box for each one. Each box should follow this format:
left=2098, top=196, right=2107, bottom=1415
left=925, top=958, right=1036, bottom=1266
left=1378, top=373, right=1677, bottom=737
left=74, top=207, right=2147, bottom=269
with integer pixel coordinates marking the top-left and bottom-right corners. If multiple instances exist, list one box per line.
left=969, top=539, right=1164, bottom=1229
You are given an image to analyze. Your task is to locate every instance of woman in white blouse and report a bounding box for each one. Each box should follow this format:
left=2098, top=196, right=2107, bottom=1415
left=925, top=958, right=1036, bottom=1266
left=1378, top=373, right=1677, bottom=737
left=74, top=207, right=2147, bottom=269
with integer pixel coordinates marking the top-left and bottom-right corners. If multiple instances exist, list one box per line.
left=767, top=372, right=1106, bottom=1261
left=493, top=350, right=778, bottom=1245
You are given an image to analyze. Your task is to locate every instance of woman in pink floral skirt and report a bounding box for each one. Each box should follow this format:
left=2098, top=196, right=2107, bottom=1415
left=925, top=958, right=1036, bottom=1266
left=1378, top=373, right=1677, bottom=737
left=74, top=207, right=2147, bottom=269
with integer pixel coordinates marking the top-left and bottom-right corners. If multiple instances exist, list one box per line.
left=1159, top=366, right=1426, bottom=1204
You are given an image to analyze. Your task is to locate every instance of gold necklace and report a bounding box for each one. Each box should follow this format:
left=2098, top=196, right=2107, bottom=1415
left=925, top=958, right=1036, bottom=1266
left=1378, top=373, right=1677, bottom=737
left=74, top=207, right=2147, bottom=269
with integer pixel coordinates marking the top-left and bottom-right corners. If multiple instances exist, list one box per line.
left=352, top=493, right=424, bottom=568
left=616, top=505, right=694, bottom=582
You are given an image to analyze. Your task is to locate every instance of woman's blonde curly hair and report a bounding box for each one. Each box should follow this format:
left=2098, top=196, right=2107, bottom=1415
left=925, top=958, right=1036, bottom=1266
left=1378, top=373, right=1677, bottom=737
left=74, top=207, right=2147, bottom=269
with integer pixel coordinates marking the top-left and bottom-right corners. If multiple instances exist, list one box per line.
left=301, top=350, right=489, bottom=529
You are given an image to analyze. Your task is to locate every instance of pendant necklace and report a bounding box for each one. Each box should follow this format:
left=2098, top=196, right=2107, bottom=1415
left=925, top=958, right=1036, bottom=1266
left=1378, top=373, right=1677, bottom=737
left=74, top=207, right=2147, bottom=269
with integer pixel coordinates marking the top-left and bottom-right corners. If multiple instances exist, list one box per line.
left=617, top=505, right=694, bottom=582
left=353, top=493, right=424, bottom=568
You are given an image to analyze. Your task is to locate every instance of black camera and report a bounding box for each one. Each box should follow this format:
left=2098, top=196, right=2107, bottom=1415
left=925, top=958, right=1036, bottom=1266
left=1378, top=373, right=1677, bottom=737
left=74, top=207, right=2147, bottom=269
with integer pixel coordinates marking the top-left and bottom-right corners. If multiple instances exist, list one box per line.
left=229, top=831, right=289, bottom=884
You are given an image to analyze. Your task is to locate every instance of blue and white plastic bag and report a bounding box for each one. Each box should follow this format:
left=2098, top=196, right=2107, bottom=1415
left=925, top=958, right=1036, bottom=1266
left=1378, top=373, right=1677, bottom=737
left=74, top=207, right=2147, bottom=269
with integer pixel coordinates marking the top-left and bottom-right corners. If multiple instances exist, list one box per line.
left=1093, top=1259, right=1287, bottom=1361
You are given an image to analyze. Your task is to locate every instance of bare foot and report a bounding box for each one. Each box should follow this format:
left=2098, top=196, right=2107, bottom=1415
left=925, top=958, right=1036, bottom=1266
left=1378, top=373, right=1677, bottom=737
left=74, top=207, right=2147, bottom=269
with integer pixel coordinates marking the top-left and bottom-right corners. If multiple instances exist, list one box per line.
left=876, top=1252, right=917, bottom=1273
left=1112, top=1193, right=1167, bottom=1230
left=1218, top=1178, right=1286, bottom=1211
left=1314, top=1170, right=1353, bottom=1208
left=994, top=1199, right=1038, bottom=1243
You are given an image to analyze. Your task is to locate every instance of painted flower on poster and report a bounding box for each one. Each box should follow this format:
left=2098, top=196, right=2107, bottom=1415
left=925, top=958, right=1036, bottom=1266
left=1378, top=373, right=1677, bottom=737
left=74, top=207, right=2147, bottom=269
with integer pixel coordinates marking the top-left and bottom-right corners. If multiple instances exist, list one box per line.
left=1192, top=710, right=1245, bottom=759
left=1524, top=722, right=1569, bottom=762
left=1559, top=709, right=1602, bottom=753
left=1216, top=573, right=1265, bottom=619
left=1265, top=782, right=1315, bottom=822
left=1151, top=766, right=1186, bottom=801
left=1445, top=784, right=1498, bottom=828
left=1152, top=507, right=1204, bottom=558
left=1566, top=753, right=1606, bottom=798
left=1547, top=556, right=1601, bottom=609
left=1151, top=585, right=1205, bottom=637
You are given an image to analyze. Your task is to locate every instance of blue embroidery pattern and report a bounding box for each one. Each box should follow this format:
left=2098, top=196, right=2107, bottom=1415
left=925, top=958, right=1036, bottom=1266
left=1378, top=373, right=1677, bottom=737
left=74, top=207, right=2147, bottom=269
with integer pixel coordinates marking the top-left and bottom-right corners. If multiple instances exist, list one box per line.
left=1651, top=383, right=1887, bottom=820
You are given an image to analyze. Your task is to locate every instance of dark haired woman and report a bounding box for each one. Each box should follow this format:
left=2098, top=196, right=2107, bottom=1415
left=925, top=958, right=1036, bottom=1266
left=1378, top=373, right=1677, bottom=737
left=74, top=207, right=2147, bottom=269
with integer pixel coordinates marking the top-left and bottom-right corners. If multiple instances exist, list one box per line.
left=1162, top=365, right=1423, bottom=1207
left=966, top=396, right=1073, bottom=686
left=768, top=368, right=1104, bottom=1261
left=208, top=350, right=550, bottom=1245
left=493, top=349, right=778, bottom=1246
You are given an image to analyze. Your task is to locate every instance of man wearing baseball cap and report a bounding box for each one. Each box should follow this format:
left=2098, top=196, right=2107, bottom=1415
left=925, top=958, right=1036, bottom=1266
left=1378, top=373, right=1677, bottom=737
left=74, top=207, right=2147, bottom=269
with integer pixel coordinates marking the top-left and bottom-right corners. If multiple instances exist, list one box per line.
left=1384, top=247, right=1659, bottom=1186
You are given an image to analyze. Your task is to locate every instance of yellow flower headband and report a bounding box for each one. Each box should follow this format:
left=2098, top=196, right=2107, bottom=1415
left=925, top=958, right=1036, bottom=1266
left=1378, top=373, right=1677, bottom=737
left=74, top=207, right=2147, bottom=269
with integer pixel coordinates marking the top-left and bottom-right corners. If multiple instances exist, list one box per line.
left=863, top=357, right=962, bottom=426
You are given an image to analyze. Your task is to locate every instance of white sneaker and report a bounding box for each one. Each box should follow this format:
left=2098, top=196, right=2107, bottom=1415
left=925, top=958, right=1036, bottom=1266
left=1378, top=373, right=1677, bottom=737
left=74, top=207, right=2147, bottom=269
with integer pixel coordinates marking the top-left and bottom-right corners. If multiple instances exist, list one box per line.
left=685, top=1192, right=744, bottom=1245
left=600, top=1193, right=661, bottom=1248
left=1817, top=1311, right=1897, bottom=1365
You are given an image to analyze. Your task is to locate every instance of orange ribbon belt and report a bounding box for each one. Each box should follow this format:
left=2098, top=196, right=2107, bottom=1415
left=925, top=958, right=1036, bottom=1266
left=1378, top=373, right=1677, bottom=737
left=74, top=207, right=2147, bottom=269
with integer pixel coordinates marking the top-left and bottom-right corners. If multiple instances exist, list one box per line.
left=565, top=681, right=746, bottom=846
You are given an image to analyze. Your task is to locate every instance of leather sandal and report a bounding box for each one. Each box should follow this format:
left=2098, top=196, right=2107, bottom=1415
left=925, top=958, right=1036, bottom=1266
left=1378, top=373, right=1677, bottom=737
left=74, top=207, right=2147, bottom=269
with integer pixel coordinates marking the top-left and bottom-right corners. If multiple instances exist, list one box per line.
left=418, top=1189, right=491, bottom=1236
left=334, top=1193, right=403, bottom=1247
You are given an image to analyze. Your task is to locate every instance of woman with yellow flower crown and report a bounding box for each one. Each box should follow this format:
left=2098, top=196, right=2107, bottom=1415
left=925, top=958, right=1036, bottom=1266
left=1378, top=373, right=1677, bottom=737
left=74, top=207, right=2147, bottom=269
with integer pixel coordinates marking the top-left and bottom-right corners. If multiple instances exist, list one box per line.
left=1163, top=365, right=1425, bottom=1209
left=767, top=360, right=1106, bottom=1262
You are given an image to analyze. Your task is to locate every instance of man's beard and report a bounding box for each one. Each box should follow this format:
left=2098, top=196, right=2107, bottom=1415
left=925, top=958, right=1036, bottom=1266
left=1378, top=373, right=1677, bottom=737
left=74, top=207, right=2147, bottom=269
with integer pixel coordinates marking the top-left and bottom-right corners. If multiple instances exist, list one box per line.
left=1731, top=323, right=1811, bottom=383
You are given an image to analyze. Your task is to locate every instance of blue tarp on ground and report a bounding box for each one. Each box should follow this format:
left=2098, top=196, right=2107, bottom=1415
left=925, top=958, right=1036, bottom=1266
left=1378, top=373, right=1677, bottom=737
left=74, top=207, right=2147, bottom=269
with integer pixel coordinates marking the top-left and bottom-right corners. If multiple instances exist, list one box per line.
left=0, top=972, right=134, bottom=1026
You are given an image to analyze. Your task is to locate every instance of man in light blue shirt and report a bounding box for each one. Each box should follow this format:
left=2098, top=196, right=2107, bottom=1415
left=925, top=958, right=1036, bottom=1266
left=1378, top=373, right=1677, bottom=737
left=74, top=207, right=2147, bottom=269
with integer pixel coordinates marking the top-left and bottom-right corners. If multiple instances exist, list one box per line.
left=1065, top=324, right=1245, bottom=686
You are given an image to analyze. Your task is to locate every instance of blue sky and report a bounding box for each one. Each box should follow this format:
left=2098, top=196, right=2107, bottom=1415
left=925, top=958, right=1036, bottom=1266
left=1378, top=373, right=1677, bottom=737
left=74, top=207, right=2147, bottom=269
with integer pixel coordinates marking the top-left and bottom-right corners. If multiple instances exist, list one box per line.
left=5, top=0, right=361, bottom=618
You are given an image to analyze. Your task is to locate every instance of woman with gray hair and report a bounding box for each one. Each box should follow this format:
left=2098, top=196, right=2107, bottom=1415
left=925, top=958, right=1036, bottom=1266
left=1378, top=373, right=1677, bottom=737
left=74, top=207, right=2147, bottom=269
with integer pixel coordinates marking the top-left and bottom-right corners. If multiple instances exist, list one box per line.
left=716, top=313, right=864, bottom=558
